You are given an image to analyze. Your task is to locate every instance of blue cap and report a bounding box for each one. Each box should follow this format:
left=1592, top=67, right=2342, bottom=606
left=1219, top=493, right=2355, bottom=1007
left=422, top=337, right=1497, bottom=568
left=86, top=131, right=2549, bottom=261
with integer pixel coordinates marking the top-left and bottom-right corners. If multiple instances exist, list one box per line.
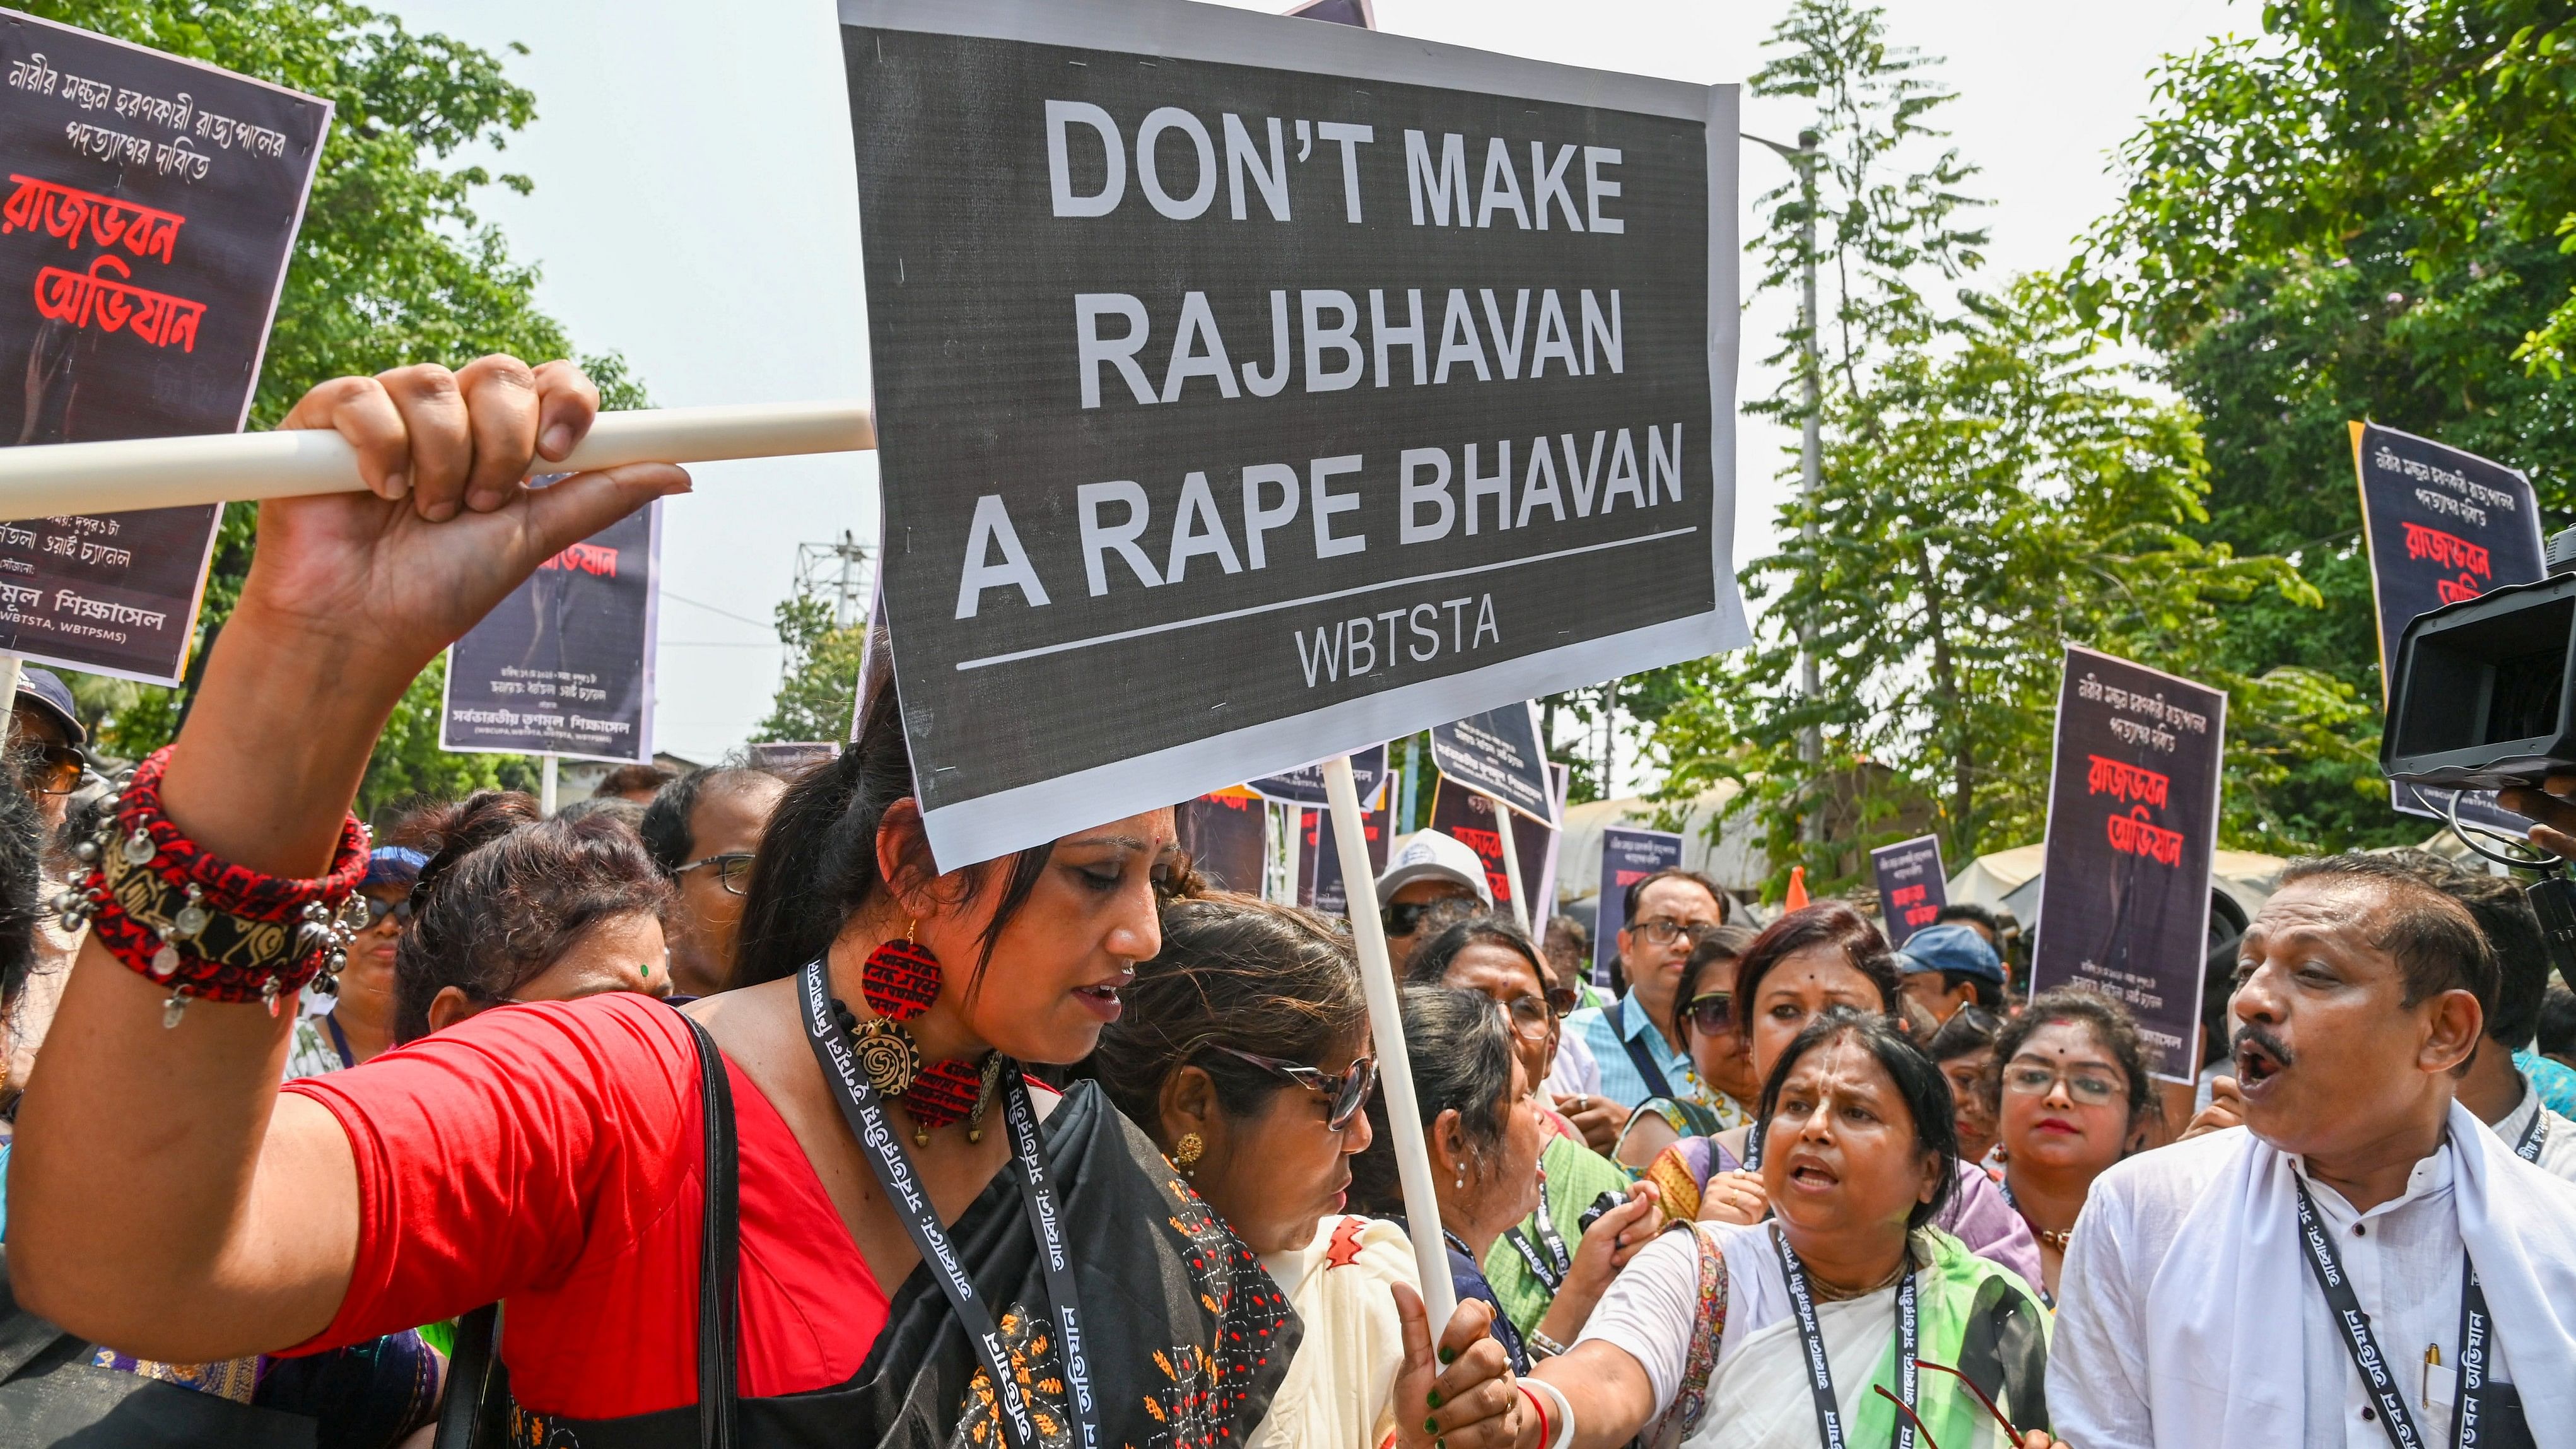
left=1896, top=922, right=2003, bottom=983
left=363, top=845, right=431, bottom=892
left=13, top=666, right=83, bottom=747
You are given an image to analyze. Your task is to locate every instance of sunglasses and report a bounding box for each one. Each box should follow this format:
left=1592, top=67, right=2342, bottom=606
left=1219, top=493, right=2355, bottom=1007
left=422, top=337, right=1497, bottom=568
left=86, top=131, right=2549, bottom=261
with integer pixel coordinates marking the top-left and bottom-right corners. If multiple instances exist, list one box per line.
left=1685, top=992, right=1733, bottom=1035
left=1212, top=1045, right=1379, bottom=1130
left=1381, top=900, right=1442, bottom=936
left=1872, top=1358, right=2023, bottom=1449
left=677, top=851, right=756, bottom=896
left=361, top=895, right=414, bottom=929
left=1543, top=983, right=1580, bottom=1016
left=16, top=742, right=81, bottom=797
left=1501, top=994, right=1554, bottom=1042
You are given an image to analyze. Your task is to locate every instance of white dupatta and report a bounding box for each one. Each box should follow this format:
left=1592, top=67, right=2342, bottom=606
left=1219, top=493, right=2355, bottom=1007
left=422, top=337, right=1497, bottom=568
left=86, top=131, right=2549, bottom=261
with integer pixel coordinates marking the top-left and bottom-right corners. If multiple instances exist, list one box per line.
left=2138, top=1102, right=2576, bottom=1448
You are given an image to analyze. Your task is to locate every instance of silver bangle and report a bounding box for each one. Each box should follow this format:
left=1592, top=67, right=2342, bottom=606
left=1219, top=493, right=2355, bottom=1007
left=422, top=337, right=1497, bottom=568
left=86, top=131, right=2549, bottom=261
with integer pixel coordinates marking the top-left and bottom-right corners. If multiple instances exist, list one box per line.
left=1526, top=1327, right=1571, bottom=1359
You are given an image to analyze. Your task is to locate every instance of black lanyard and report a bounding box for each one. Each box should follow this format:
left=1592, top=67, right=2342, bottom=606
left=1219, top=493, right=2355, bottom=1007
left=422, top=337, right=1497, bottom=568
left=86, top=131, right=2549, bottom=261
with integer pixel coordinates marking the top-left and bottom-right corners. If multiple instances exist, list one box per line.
left=2514, top=1108, right=2546, bottom=1164
left=2291, top=1175, right=2491, bottom=1449
left=1771, top=1223, right=1916, bottom=1449
left=325, top=1011, right=356, bottom=1071
left=1746, top=1118, right=1767, bottom=1170
left=1501, top=1209, right=1572, bottom=1292
left=799, top=958, right=1098, bottom=1449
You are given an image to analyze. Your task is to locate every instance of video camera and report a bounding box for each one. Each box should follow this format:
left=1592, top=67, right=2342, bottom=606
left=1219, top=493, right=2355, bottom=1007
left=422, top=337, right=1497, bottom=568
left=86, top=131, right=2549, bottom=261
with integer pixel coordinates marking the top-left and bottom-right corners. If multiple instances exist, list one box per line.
left=2384, top=528, right=2576, bottom=985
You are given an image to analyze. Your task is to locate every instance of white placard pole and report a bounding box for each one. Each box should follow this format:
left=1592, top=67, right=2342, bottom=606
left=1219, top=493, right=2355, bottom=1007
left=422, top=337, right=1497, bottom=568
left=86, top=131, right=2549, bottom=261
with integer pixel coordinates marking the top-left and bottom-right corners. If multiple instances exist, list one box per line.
left=0, top=654, right=21, bottom=743
left=0, top=401, right=876, bottom=521
left=1325, top=754, right=1458, bottom=1328
left=539, top=754, right=559, bottom=816
left=1489, top=794, right=1529, bottom=934
left=1279, top=803, right=1303, bottom=907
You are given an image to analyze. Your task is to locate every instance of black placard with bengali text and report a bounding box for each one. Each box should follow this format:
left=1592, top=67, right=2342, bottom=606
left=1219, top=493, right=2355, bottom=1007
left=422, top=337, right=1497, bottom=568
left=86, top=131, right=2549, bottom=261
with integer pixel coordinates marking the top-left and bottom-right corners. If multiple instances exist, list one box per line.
left=1298, top=795, right=1391, bottom=918
left=1429, top=700, right=1555, bottom=825
left=843, top=0, right=1740, bottom=867
left=1591, top=823, right=1680, bottom=986
left=2029, top=646, right=2227, bottom=1080
left=1869, top=835, right=1945, bottom=947
left=1428, top=775, right=1551, bottom=915
left=440, top=503, right=660, bottom=764
left=0, top=13, right=329, bottom=683
left=2351, top=421, right=2547, bottom=834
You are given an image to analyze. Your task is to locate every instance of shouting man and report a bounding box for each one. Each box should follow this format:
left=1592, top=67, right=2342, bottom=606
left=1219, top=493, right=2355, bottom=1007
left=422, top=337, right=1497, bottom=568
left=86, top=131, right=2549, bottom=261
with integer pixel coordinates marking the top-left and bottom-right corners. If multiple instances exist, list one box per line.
left=2049, top=855, right=2576, bottom=1448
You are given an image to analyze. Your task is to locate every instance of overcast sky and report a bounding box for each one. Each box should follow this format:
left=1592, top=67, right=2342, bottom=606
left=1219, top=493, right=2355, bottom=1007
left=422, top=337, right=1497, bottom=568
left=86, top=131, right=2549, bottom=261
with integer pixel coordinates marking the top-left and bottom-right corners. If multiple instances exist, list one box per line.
left=389, top=0, right=2247, bottom=766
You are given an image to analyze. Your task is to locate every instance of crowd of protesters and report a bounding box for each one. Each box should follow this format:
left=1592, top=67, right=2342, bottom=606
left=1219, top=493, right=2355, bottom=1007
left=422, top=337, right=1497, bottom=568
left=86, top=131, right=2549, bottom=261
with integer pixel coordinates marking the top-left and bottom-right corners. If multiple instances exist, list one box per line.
left=0, top=360, right=2567, bottom=1448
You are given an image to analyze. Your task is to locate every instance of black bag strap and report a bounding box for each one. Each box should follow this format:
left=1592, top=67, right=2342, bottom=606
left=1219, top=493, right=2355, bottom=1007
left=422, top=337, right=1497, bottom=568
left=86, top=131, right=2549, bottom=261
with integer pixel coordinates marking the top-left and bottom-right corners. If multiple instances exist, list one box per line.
left=1606, top=997, right=1676, bottom=1101
left=431, top=1012, right=739, bottom=1449
left=687, top=1015, right=741, bottom=1449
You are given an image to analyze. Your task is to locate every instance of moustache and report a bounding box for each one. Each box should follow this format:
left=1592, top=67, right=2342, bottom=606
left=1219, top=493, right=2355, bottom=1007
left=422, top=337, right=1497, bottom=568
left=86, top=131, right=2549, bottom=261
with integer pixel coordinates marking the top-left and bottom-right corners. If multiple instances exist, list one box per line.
left=2232, top=1023, right=2295, bottom=1069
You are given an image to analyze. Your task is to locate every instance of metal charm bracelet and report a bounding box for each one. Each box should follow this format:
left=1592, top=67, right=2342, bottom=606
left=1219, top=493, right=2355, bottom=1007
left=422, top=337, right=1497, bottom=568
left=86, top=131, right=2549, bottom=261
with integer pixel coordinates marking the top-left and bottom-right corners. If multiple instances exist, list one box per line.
left=53, top=746, right=372, bottom=1027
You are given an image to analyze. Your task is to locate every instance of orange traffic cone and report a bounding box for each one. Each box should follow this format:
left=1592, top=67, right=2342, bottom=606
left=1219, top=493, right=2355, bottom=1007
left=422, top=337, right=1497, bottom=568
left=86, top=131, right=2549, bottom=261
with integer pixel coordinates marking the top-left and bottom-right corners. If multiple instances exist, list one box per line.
left=1784, top=865, right=1809, bottom=911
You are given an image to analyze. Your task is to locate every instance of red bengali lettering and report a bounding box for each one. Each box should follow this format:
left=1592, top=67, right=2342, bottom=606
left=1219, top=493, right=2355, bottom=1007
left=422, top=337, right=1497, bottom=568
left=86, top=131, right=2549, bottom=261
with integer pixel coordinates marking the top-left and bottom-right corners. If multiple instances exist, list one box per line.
left=1, top=174, right=186, bottom=262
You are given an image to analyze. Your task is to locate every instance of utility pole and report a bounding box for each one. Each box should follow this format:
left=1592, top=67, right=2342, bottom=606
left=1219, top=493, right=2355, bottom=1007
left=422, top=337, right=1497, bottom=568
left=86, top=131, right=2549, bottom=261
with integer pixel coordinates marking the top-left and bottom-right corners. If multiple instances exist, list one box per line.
left=1748, top=127, right=1826, bottom=847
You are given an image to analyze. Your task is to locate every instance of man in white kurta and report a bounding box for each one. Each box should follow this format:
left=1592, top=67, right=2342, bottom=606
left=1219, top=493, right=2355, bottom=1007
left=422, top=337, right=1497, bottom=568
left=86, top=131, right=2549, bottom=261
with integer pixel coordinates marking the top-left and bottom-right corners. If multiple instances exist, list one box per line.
left=2048, top=855, right=2576, bottom=1449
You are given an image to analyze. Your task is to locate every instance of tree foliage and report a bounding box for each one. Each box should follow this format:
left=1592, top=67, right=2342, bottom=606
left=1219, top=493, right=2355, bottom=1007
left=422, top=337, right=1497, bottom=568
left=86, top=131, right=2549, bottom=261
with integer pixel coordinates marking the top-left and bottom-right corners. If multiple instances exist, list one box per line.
left=1650, top=0, right=2356, bottom=898
left=754, top=594, right=866, bottom=746
left=2074, top=0, right=2576, bottom=846
left=26, top=1, right=643, bottom=783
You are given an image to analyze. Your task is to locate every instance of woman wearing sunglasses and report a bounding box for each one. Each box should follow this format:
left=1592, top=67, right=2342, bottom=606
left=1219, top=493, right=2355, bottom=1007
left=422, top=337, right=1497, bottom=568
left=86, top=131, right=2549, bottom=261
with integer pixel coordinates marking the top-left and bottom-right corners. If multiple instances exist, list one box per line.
left=1985, top=987, right=2161, bottom=1304
left=1089, top=894, right=1526, bottom=1449
left=283, top=840, right=428, bottom=1079
left=1617, top=924, right=1762, bottom=1171
left=1527, top=1009, right=2062, bottom=1449
left=1405, top=916, right=1660, bottom=1348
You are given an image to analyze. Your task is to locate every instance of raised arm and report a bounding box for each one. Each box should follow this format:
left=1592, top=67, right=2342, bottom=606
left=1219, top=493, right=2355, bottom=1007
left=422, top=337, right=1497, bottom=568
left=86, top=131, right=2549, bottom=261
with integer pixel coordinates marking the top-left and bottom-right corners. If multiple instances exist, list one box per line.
left=8, top=358, right=688, bottom=1360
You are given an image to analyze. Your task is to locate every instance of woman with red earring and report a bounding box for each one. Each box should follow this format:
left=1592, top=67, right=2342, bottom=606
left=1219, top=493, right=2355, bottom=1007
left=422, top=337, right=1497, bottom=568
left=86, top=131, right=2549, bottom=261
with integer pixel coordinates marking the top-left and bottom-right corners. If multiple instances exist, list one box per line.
left=4, top=356, right=1328, bottom=1446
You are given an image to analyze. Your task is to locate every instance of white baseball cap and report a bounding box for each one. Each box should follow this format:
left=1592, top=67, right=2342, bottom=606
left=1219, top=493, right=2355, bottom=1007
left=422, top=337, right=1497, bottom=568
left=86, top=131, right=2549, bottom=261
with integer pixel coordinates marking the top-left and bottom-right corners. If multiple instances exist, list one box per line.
left=1374, top=830, right=1494, bottom=908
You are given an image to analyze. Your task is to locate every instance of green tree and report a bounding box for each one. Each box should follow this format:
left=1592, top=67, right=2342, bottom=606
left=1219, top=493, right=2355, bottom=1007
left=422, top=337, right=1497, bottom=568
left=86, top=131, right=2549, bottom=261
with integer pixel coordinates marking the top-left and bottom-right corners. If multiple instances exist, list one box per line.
left=1658, top=278, right=2365, bottom=893
left=26, top=1, right=643, bottom=789
left=1649, top=0, right=2357, bottom=896
left=2073, top=3, right=2576, bottom=847
left=754, top=594, right=866, bottom=745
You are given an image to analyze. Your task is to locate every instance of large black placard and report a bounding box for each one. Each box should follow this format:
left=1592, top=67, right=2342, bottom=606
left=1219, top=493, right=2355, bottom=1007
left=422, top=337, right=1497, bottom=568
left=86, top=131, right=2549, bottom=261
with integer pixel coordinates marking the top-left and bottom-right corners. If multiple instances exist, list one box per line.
left=441, top=502, right=660, bottom=763
left=0, top=13, right=329, bottom=682
left=843, top=0, right=1740, bottom=865
left=2029, top=647, right=2226, bottom=1079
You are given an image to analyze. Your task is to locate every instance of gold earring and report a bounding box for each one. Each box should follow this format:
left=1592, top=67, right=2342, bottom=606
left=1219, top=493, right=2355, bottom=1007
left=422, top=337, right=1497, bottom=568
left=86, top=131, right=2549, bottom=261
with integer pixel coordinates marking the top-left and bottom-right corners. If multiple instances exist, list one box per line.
left=1173, top=1132, right=1203, bottom=1176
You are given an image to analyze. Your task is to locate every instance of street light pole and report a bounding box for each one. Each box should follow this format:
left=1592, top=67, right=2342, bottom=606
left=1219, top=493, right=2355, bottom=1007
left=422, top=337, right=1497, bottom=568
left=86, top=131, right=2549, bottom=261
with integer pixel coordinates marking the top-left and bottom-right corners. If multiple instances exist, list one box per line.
left=1748, top=127, right=1826, bottom=845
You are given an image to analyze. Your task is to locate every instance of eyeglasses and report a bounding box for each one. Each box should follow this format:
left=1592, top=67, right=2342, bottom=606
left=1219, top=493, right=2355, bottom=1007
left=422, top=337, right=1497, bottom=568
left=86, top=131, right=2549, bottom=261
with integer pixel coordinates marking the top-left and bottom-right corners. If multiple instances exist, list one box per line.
left=1212, top=1045, right=1379, bottom=1130
left=1631, top=918, right=1718, bottom=947
left=676, top=852, right=756, bottom=896
left=2001, top=1063, right=2125, bottom=1106
left=1685, top=993, right=1733, bottom=1035
left=1542, top=983, right=1580, bottom=1016
left=1501, top=994, right=1554, bottom=1042
left=16, top=742, right=81, bottom=797
left=361, top=895, right=414, bottom=929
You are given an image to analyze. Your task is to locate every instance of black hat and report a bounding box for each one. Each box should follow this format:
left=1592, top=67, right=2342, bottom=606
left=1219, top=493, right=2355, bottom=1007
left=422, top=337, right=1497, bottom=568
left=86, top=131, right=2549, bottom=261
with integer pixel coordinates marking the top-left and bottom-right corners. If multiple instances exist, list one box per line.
left=13, top=667, right=85, bottom=748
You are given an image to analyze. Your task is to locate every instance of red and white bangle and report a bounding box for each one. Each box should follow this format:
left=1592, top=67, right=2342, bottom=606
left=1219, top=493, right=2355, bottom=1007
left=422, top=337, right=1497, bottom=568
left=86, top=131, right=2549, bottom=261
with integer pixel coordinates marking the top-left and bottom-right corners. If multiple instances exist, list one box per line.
left=54, top=746, right=371, bottom=1026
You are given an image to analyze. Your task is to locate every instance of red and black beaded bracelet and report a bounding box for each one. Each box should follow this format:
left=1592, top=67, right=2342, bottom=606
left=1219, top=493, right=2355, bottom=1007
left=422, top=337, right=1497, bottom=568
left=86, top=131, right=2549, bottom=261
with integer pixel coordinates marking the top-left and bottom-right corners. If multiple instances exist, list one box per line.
left=53, top=746, right=371, bottom=1027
